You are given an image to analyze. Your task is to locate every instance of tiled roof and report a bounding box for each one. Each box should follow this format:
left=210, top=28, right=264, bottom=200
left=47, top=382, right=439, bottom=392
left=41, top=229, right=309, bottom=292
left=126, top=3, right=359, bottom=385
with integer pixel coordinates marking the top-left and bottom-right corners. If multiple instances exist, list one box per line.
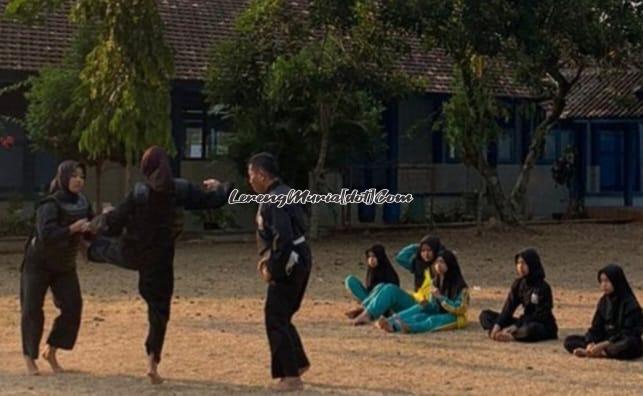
left=0, top=0, right=531, bottom=97
left=0, top=0, right=246, bottom=80
left=0, top=0, right=73, bottom=73
left=561, top=70, right=643, bottom=119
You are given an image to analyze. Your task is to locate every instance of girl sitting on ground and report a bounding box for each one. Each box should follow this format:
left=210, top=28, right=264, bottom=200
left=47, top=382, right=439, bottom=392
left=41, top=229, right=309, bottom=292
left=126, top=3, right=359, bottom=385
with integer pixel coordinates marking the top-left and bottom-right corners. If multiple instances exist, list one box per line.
left=564, top=264, right=642, bottom=360
left=375, top=249, right=469, bottom=334
left=344, top=244, right=400, bottom=318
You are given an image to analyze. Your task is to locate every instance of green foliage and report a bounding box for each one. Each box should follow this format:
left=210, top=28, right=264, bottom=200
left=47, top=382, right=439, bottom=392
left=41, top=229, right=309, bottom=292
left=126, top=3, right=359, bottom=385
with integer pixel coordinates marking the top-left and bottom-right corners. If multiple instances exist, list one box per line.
left=6, top=0, right=175, bottom=164
left=382, top=0, right=643, bottom=221
left=441, top=57, right=509, bottom=168
left=24, top=25, right=125, bottom=164
left=206, top=0, right=421, bottom=188
left=0, top=195, right=33, bottom=236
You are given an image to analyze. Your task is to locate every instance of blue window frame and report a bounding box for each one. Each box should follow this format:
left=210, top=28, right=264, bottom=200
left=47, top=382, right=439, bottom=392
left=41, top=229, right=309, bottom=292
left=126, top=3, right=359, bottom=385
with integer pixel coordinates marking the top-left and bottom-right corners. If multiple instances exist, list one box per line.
left=182, top=107, right=230, bottom=160
left=537, top=129, right=575, bottom=164
left=497, top=128, right=516, bottom=164
left=599, top=130, right=625, bottom=192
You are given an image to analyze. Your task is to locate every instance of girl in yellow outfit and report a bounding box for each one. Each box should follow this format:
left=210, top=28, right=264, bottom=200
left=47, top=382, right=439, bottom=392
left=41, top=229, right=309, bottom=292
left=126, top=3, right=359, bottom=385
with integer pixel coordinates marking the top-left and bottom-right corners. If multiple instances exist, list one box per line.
left=351, top=236, right=442, bottom=325
left=376, top=249, right=469, bottom=334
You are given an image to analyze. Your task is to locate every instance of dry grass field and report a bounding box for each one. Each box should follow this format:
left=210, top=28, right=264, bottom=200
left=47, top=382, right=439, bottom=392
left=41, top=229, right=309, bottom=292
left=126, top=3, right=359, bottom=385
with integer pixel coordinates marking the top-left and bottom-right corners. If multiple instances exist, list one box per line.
left=1, top=223, right=642, bottom=395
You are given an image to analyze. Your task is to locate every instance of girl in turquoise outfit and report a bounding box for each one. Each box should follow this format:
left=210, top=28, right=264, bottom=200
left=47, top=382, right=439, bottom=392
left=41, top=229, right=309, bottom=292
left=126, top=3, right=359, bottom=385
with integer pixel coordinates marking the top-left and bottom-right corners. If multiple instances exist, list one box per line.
left=344, top=244, right=400, bottom=318
left=350, top=235, right=443, bottom=325
left=376, top=249, right=469, bottom=334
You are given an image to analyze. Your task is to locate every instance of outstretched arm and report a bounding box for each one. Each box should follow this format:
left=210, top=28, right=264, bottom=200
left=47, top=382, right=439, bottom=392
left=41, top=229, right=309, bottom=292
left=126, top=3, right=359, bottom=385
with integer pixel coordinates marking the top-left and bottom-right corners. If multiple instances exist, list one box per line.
left=177, top=178, right=234, bottom=210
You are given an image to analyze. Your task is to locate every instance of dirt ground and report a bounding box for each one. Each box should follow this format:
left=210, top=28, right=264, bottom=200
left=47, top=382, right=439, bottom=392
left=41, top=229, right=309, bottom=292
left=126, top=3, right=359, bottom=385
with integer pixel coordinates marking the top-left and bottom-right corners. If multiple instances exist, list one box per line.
left=0, top=223, right=642, bottom=395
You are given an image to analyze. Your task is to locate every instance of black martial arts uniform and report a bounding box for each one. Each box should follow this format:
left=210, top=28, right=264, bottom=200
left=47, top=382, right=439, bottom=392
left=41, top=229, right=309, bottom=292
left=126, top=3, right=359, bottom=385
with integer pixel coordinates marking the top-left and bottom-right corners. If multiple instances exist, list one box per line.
left=564, top=264, right=643, bottom=360
left=21, top=190, right=92, bottom=359
left=88, top=178, right=232, bottom=362
left=256, top=180, right=311, bottom=379
left=479, top=248, right=558, bottom=342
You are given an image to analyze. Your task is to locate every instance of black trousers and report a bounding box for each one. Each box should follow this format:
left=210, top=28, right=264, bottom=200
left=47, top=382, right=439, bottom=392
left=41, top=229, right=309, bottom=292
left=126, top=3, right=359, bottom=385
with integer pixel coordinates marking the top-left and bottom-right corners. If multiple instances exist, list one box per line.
left=479, top=309, right=557, bottom=342
left=139, top=248, right=174, bottom=363
left=88, top=236, right=174, bottom=363
left=265, top=247, right=311, bottom=378
left=20, top=253, right=82, bottom=359
left=564, top=335, right=643, bottom=360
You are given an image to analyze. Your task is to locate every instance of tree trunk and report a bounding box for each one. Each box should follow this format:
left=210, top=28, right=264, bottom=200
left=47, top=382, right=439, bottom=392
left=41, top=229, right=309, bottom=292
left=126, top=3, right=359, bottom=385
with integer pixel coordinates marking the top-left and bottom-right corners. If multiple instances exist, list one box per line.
left=308, top=104, right=331, bottom=239
left=475, top=177, right=486, bottom=236
left=123, top=157, right=131, bottom=198
left=509, top=67, right=582, bottom=213
left=476, top=156, right=519, bottom=225
left=95, top=160, right=103, bottom=214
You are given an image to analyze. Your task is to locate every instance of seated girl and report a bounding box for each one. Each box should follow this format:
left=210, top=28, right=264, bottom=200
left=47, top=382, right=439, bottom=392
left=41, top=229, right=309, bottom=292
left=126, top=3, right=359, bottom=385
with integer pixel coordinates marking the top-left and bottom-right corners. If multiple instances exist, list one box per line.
left=564, top=264, right=642, bottom=360
left=479, top=248, right=558, bottom=342
left=375, top=249, right=469, bottom=334
left=344, top=244, right=400, bottom=318
left=396, top=235, right=442, bottom=294
left=350, top=235, right=442, bottom=325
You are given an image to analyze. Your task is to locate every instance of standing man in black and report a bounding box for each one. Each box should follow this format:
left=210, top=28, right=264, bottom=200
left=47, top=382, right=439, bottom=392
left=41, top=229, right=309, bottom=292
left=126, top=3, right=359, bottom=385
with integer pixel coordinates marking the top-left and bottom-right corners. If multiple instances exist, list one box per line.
left=248, top=152, right=311, bottom=392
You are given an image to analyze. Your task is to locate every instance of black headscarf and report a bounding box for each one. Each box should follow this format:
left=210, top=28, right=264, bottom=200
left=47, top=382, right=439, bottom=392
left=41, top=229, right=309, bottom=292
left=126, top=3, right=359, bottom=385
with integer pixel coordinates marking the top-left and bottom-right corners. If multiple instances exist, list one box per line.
left=365, top=244, right=400, bottom=292
left=140, top=146, right=174, bottom=192
left=598, top=264, right=637, bottom=300
left=598, top=264, right=642, bottom=325
left=434, top=249, right=468, bottom=300
left=49, top=160, right=85, bottom=197
left=412, top=235, right=442, bottom=289
left=515, top=248, right=546, bottom=286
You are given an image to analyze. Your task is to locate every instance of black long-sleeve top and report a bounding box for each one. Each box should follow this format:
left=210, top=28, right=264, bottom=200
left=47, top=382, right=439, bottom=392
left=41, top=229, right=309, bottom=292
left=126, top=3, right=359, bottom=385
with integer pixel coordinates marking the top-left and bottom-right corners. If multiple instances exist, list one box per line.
left=256, top=181, right=308, bottom=282
left=496, top=278, right=558, bottom=333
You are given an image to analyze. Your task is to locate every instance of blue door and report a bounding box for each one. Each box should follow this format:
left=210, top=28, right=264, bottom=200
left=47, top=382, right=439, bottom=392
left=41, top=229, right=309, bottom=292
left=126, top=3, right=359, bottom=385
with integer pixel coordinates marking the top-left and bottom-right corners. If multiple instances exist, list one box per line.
left=599, top=130, right=625, bottom=192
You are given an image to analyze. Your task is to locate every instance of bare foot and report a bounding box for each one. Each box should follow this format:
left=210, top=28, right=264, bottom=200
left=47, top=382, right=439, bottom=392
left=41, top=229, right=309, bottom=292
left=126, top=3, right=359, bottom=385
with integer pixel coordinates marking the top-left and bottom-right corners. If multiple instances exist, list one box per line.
left=147, top=354, right=164, bottom=384
left=573, top=348, right=588, bottom=358
left=269, top=377, right=304, bottom=392
left=399, top=321, right=411, bottom=334
left=147, top=371, right=164, bottom=385
left=298, top=365, right=310, bottom=376
left=494, top=332, right=514, bottom=342
left=24, top=356, right=40, bottom=376
left=374, top=318, right=394, bottom=333
left=42, top=346, right=64, bottom=373
left=587, top=348, right=608, bottom=358
left=352, top=310, right=372, bottom=326
left=344, top=306, right=364, bottom=319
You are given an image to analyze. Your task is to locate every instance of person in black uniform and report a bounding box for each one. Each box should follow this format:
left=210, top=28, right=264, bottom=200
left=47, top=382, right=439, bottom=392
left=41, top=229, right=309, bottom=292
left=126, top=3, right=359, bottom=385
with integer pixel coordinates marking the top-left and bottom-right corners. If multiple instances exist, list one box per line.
left=479, top=248, right=558, bottom=342
left=564, top=264, right=642, bottom=359
left=21, top=160, right=92, bottom=375
left=86, top=146, right=233, bottom=384
left=249, top=152, right=311, bottom=392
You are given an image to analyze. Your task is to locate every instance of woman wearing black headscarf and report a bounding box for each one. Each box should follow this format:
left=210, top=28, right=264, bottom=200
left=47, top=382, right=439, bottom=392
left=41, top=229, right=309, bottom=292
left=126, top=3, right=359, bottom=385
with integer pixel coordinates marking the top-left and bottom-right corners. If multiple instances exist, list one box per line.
left=396, top=235, right=442, bottom=291
left=87, top=146, right=233, bottom=384
left=344, top=244, right=400, bottom=317
left=376, top=249, right=470, bottom=334
left=350, top=235, right=444, bottom=325
left=21, top=160, right=92, bottom=375
left=564, top=264, right=642, bottom=359
left=479, top=248, right=558, bottom=342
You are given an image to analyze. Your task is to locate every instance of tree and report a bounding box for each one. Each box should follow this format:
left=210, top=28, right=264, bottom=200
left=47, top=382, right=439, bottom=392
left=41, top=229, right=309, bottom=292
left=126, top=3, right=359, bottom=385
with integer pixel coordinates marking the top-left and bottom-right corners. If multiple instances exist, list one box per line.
left=24, top=26, right=126, bottom=208
left=383, top=0, right=643, bottom=223
left=5, top=0, right=176, bottom=190
left=0, top=82, right=25, bottom=151
left=207, top=0, right=421, bottom=237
